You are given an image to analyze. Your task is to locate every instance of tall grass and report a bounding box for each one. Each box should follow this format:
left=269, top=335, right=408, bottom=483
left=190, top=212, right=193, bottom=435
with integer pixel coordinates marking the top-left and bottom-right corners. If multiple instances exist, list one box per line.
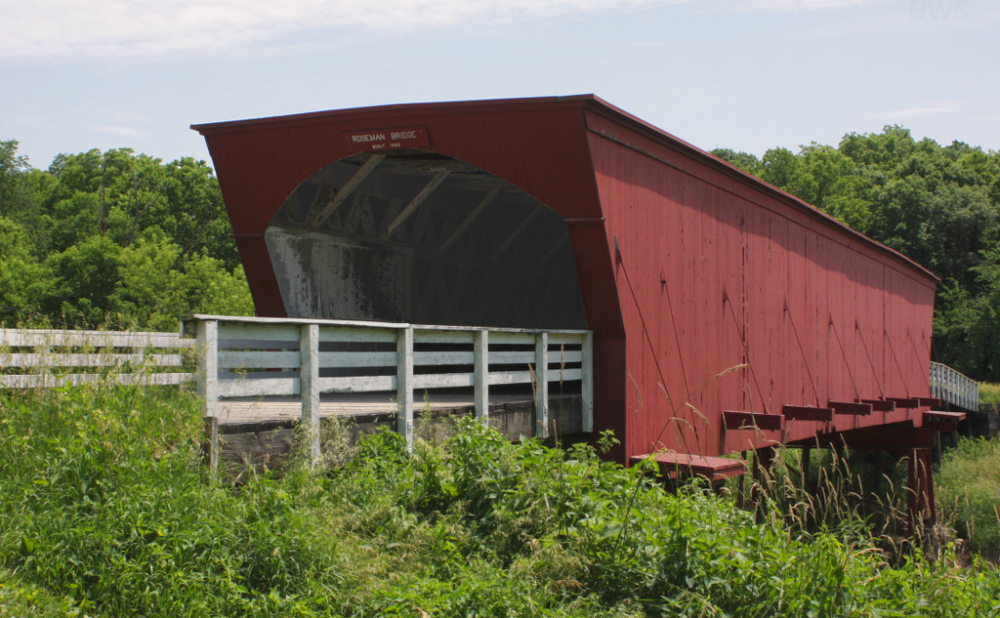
left=1, top=382, right=998, bottom=616
left=980, top=382, right=1000, bottom=410
left=938, top=437, right=1000, bottom=558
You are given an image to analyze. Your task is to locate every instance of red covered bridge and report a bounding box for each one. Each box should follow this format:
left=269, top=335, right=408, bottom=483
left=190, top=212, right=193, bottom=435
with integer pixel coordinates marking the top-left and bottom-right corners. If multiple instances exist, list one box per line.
left=193, top=95, right=961, bottom=512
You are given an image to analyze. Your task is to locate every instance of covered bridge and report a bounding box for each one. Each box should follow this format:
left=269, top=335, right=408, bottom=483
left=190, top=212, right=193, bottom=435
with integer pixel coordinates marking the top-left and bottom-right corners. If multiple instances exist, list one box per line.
left=193, top=95, right=957, bottom=508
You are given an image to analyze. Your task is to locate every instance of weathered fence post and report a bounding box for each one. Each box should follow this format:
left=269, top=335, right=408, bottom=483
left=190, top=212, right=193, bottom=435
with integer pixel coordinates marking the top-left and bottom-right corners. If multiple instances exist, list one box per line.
left=535, top=331, right=549, bottom=439
left=196, top=319, right=219, bottom=478
left=581, top=332, right=594, bottom=434
left=397, top=326, right=414, bottom=449
left=474, top=329, right=489, bottom=425
left=300, top=323, right=320, bottom=466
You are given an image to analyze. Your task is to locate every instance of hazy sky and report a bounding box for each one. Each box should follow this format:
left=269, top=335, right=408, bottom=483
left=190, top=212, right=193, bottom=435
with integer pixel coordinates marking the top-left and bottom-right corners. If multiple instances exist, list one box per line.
left=3, top=0, right=996, bottom=169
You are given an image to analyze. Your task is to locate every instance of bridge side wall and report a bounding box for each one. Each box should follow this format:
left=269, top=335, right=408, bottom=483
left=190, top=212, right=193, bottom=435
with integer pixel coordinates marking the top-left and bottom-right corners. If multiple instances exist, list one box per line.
left=584, top=108, right=938, bottom=458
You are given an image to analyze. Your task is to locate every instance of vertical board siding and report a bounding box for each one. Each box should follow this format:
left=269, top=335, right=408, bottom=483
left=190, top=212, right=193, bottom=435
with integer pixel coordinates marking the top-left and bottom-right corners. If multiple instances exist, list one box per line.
left=197, top=96, right=938, bottom=462
left=584, top=108, right=936, bottom=459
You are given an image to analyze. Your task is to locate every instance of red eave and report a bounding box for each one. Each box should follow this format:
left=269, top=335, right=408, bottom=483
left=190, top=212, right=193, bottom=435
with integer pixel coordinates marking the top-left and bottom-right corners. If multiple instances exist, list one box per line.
left=579, top=95, right=939, bottom=286
left=191, top=94, right=938, bottom=285
left=190, top=94, right=598, bottom=134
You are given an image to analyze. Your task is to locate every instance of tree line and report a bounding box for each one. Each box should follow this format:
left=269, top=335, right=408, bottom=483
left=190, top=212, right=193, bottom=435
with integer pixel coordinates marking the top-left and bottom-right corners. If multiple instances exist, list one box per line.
left=714, top=126, right=1000, bottom=382
left=0, top=140, right=253, bottom=332
left=1, top=128, right=997, bottom=381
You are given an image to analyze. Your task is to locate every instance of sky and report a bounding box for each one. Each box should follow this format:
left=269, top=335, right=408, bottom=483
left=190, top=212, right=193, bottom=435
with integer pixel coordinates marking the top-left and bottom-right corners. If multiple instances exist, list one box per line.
left=2, top=0, right=997, bottom=170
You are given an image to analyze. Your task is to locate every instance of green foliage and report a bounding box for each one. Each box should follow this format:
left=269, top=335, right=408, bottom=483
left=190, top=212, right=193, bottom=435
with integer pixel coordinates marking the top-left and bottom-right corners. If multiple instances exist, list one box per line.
left=1, top=385, right=997, bottom=617
left=0, top=141, right=252, bottom=329
left=938, top=438, right=1000, bottom=557
left=981, top=383, right=1000, bottom=409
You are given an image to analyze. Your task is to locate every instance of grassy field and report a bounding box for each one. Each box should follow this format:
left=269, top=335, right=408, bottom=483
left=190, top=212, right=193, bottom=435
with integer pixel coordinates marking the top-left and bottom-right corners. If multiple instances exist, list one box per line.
left=1, top=382, right=998, bottom=617
left=981, top=383, right=1000, bottom=410
left=938, top=437, right=1000, bottom=559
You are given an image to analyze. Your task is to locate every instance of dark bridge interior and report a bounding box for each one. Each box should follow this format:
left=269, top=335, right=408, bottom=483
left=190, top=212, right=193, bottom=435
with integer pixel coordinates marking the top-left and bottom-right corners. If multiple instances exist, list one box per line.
left=265, top=150, right=587, bottom=330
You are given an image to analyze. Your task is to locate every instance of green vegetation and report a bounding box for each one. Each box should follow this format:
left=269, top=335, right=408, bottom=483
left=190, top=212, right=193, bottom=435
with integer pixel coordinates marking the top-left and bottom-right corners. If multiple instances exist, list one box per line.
left=981, top=383, right=1000, bottom=409
left=713, top=127, right=1000, bottom=383
left=0, top=140, right=253, bottom=330
left=1, top=383, right=998, bottom=617
left=938, top=437, right=1000, bottom=558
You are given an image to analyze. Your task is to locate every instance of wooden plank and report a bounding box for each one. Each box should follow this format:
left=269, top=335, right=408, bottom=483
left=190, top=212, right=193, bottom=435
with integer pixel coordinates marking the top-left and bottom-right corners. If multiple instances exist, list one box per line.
left=441, top=184, right=502, bottom=250
left=218, top=323, right=299, bottom=343
left=781, top=405, right=833, bottom=422
left=413, top=330, right=474, bottom=344
left=581, top=332, right=593, bottom=433
left=300, top=324, right=320, bottom=465
left=861, top=398, right=896, bottom=412
left=549, top=368, right=583, bottom=382
left=381, top=170, right=450, bottom=240
left=218, top=339, right=299, bottom=350
left=885, top=397, right=920, bottom=409
left=218, top=350, right=301, bottom=369
left=474, top=330, right=488, bottom=423
left=397, top=327, right=414, bottom=448
left=545, top=350, right=583, bottom=364
left=317, top=375, right=396, bottom=393
left=413, top=351, right=475, bottom=366
left=319, top=351, right=397, bottom=368
left=829, top=400, right=873, bottom=415
left=0, top=328, right=191, bottom=349
left=923, top=410, right=966, bottom=423
left=723, top=411, right=782, bottom=431
left=319, top=327, right=397, bottom=344
left=413, top=373, right=476, bottom=389
left=219, top=377, right=298, bottom=398
left=548, top=332, right=584, bottom=345
left=632, top=453, right=746, bottom=481
left=489, top=370, right=534, bottom=386
left=308, top=154, right=384, bottom=228
left=197, top=320, right=219, bottom=418
left=535, top=332, right=549, bottom=439
left=489, top=332, right=535, bottom=345
left=488, top=351, right=535, bottom=365
left=186, top=314, right=408, bottom=331
left=220, top=370, right=297, bottom=381
left=5, top=353, right=184, bottom=367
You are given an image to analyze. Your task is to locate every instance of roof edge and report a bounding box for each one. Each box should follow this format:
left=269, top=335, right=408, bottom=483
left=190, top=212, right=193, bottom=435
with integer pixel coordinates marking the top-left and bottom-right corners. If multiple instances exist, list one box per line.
left=581, top=97, right=939, bottom=285
left=190, top=94, right=598, bottom=134
left=192, top=94, right=937, bottom=284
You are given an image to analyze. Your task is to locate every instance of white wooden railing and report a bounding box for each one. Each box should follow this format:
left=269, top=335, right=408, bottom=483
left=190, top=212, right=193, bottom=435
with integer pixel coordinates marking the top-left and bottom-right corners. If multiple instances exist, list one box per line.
left=930, top=362, right=979, bottom=412
left=180, top=315, right=594, bottom=464
left=0, top=328, right=193, bottom=388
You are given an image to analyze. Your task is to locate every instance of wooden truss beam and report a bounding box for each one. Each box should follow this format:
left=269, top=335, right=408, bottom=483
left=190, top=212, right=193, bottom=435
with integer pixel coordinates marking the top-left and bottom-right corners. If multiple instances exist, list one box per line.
left=308, top=154, right=385, bottom=228
left=381, top=170, right=450, bottom=240
left=441, top=184, right=502, bottom=251
left=491, top=206, right=543, bottom=261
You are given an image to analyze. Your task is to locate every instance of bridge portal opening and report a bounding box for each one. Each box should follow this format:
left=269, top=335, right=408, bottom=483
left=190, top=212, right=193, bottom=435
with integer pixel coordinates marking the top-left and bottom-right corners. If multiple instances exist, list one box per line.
left=265, top=150, right=587, bottom=331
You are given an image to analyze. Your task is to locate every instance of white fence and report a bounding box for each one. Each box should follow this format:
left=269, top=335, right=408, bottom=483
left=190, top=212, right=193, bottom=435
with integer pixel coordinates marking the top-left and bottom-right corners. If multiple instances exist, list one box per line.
left=930, top=361, right=979, bottom=412
left=180, top=315, right=594, bottom=466
left=0, top=328, right=193, bottom=388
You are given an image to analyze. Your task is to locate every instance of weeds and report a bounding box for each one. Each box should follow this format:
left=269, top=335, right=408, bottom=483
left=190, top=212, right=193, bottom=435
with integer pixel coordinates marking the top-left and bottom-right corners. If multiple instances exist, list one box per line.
left=981, top=382, right=1000, bottom=410
left=0, top=382, right=998, bottom=616
left=938, top=437, right=1000, bottom=559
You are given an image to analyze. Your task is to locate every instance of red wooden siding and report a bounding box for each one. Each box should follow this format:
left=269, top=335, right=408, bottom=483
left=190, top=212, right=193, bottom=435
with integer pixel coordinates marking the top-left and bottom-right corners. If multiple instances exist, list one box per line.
left=582, top=105, right=936, bottom=459
left=195, top=95, right=938, bottom=463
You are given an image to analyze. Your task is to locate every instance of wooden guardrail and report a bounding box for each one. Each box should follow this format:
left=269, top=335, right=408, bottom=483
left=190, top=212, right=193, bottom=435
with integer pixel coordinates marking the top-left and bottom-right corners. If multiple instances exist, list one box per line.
left=930, top=361, right=979, bottom=412
left=180, top=315, right=594, bottom=469
left=0, top=328, right=194, bottom=388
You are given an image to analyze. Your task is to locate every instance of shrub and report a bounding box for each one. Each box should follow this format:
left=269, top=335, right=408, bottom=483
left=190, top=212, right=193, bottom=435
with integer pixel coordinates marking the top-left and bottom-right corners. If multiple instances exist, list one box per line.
left=938, top=437, right=1000, bottom=556
left=1, top=384, right=998, bottom=617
